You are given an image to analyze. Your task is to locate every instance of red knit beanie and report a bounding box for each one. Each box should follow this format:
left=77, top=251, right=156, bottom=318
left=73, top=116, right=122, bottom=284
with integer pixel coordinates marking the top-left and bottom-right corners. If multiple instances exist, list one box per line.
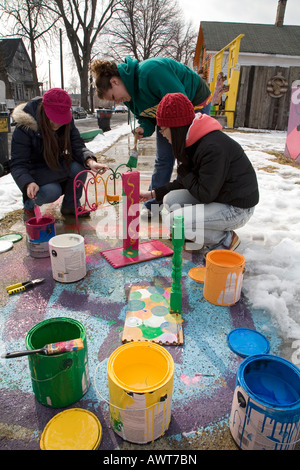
left=156, top=93, right=195, bottom=128
left=42, top=88, right=72, bottom=125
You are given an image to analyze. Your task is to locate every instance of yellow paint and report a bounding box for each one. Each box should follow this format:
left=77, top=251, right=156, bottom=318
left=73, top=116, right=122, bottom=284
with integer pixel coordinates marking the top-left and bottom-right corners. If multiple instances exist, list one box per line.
left=107, top=342, right=174, bottom=444
left=210, top=34, right=244, bottom=128
left=150, top=250, right=163, bottom=256
left=0, top=422, right=37, bottom=441
left=40, top=409, right=102, bottom=450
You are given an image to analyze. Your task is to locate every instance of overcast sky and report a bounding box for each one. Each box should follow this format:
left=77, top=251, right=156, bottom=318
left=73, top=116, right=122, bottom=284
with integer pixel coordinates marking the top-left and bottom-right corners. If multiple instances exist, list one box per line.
left=178, top=0, right=300, bottom=28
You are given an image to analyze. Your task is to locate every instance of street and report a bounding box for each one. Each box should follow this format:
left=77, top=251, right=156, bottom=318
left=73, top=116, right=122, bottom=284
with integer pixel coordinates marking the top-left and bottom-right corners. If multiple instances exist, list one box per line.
left=74, top=112, right=129, bottom=133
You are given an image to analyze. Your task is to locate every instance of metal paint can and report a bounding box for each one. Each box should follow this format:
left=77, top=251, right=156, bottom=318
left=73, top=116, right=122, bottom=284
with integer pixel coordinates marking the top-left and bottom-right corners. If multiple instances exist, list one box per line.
left=49, top=233, right=86, bottom=283
left=25, top=317, right=90, bottom=408
left=203, top=249, right=245, bottom=306
left=230, top=354, right=300, bottom=450
left=107, top=342, right=174, bottom=444
left=25, top=216, right=55, bottom=258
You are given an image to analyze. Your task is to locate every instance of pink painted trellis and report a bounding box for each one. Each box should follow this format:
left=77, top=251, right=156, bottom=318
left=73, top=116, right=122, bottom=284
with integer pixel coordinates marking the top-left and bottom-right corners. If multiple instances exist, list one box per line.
left=73, top=166, right=174, bottom=269
left=73, top=165, right=128, bottom=234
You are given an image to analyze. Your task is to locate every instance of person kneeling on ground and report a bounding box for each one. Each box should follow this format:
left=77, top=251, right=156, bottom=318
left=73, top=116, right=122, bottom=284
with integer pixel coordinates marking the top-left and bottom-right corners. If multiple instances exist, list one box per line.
left=139, top=93, right=259, bottom=252
left=10, top=88, right=108, bottom=221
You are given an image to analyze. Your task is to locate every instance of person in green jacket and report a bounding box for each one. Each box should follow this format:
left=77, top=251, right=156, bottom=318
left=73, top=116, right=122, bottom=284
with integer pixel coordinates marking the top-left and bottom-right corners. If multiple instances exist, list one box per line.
left=91, top=56, right=211, bottom=217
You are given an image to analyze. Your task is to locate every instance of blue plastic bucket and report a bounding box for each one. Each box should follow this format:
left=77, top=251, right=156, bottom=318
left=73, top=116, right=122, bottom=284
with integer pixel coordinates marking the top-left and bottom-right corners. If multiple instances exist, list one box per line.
left=230, top=355, right=300, bottom=450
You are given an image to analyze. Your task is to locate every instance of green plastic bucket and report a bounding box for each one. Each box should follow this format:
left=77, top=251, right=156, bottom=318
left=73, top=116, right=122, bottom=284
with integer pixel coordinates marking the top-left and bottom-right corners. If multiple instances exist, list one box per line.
left=25, top=317, right=90, bottom=408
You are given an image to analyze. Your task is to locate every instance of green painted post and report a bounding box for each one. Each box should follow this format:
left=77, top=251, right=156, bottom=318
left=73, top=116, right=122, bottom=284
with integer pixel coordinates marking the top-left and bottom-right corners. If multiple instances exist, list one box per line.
left=170, top=215, right=184, bottom=313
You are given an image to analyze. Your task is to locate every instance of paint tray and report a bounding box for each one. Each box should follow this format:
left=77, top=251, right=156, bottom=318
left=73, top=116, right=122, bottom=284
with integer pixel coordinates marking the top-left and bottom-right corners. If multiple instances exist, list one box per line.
left=122, top=285, right=183, bottom=345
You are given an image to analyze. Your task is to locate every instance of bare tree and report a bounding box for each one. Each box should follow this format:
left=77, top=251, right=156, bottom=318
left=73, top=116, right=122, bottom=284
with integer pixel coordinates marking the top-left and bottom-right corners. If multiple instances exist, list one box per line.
left=165, top=20, right=197, bottom=66
left=50, top=0, right=121, bottom=110
left=0, top=0, right=60, bottom=95
left=103, top=0, right=182, bottom=61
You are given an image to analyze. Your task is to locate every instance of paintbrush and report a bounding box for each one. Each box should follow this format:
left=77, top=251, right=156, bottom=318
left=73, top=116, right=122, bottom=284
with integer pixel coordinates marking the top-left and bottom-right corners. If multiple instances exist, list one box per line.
left=126, top=134, right=138, bottom=168
left=2, top=338, right=84, bottom=359
left=34, top=204, right=42, bottom=223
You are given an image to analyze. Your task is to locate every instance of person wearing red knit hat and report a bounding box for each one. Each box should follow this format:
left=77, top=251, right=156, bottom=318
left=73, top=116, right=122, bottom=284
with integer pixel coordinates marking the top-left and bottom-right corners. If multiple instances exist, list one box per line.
left=10, top=88, right=108, bottom=220
left=140, top=93, right=259, bottom=252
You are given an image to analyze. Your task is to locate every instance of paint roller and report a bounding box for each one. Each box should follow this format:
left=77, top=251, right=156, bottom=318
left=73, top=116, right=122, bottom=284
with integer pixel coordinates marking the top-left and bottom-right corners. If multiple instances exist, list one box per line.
left=126, top=134, right=138, bottom=168
left=2, top=338, right=84, bottom=359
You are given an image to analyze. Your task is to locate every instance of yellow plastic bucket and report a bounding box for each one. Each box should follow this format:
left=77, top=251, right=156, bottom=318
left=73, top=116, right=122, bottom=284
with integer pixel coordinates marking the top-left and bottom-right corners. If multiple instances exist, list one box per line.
left=203, top=249, right=245, bottom=306
left=107, top=342, right=174, bottom=444
left=40, top=409, right=102, bottom=450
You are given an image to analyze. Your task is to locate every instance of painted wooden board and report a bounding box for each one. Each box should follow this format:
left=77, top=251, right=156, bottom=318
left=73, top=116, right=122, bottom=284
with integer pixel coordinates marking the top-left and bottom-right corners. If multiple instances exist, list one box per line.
left=122, top=286, right=183, bottom=345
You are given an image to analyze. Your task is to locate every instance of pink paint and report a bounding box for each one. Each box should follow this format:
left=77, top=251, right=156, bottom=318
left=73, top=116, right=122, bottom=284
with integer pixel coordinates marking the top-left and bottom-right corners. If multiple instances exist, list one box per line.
left=180, top=374, right=202, bottom=386
left=285, top=84, right=300, bottom=161
left=122, top=171, right=140, bottom=251
left=102, top=240, right=173, bottom=268
left=34, top=205, right=42, bottom=223
left=180, top=373, right=214, bottom=385
left=47, top=338, right=83, bottom=354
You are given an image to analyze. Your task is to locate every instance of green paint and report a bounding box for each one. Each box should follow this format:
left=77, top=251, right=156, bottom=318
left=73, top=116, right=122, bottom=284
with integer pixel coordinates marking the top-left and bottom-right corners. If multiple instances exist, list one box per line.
left=127, top=299, right=146, bottom=311
left=126, top=155, right=138, bottom=168
left=139, top=324, right=163, bottom=339
left=151, top=305, right=169, bottom=316
left=170, top=215, right=184, bottom=314
left=150, top=293, right=167, bottom=304
left=148, top=286, right=165, bottom=294
left=112, top=415, right=124, bottom=432
left=130, top=291, right=142, bottom=300
left=121, top=248, right=139, bottom=258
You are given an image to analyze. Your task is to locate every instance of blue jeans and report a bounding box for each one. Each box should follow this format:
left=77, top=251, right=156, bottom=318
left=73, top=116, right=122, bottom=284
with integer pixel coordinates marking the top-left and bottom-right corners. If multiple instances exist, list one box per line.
left=24, top=160, right=87, bottom=210
left=162, top=189, right=254, bottom=250
left=144, top=103, right=212, bottom=211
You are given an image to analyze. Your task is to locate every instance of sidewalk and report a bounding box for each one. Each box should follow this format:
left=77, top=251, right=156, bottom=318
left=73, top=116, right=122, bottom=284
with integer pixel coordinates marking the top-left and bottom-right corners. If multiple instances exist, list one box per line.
left=0, top=132, right=295, bottom=451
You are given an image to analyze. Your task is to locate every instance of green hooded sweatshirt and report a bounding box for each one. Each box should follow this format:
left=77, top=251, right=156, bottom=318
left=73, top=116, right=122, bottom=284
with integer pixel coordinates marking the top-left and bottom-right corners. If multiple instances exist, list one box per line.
left=117, top=56, right=211, bottom=137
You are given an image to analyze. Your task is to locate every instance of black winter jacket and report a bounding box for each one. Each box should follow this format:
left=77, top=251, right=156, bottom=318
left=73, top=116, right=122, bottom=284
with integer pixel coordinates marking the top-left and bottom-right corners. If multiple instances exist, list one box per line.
left=155, top=114, right=259, bottom=209
left=10, top=97, right=96, bottom=199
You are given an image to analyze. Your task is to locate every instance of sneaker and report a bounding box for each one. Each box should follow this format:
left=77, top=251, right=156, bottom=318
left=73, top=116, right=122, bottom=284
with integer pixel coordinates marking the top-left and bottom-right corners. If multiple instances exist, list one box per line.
left=140, top=207, right=153, bottom=219
left=203, top=232, right=240, bottom=259
left=61, top=207, right=90, bottom=218
left=23, top=208, right=35, bottom=221
left=227, top=231, right=241, bottom=251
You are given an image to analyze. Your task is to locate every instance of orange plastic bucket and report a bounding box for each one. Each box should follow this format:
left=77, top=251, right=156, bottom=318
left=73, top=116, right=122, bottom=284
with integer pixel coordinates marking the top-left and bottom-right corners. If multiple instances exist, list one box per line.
left=203, top=250, right=245, bottom=306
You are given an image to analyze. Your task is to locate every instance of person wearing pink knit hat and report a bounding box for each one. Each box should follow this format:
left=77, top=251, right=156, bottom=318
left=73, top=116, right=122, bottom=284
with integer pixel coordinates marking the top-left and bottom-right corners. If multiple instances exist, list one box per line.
left=140, top=93, right=259, bottom=253
left=10, top=88, right=108, bottom=220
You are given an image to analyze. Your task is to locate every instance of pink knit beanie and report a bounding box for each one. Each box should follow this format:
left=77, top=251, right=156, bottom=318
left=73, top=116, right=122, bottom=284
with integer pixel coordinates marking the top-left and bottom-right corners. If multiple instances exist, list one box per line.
left=42, top=88, right=72, bottom=125
left=156, top=93, right=195, bottom=128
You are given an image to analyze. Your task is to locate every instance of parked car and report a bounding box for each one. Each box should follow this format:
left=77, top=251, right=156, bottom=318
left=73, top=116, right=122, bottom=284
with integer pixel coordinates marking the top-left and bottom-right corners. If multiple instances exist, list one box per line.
left=114, top=105, right=127, bottom=113
left=71, top=106, right=87, bottom=119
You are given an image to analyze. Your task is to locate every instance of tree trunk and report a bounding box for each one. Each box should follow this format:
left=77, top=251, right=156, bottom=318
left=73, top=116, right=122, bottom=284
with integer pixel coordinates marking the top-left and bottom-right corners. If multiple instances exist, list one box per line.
left=79, top=58, right=90, bottom=110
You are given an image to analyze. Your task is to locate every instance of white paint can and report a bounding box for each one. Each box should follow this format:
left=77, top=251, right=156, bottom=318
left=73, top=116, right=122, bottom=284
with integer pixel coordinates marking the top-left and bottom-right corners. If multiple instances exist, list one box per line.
left=49, top=234, right=86, bottom=283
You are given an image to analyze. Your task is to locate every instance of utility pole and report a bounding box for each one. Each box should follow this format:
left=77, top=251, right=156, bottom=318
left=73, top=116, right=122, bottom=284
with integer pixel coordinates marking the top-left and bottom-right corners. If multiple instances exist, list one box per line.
left=60, top=29, right=64, bottom=89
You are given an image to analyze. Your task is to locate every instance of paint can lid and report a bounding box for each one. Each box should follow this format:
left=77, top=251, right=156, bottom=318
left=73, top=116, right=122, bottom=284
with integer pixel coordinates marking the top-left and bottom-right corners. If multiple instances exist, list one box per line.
left=0, top=240, right=13, bottom=253
left=40, top=409, right=102, bottom=450
left=188, top=266, right=206, bottom=283
left=227, top=328, right=270, bottom=358
left=0, top=233, right=23, bottom=243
